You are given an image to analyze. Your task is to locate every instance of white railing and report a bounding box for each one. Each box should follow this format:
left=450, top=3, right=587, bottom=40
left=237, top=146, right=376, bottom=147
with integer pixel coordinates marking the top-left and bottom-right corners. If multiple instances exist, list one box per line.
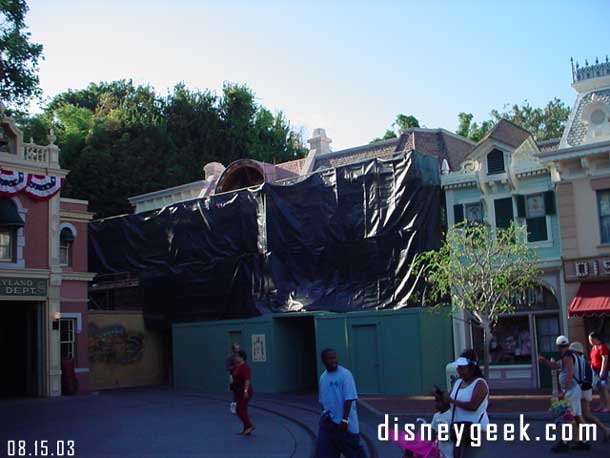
left=23, top=143, right=51, bottom=164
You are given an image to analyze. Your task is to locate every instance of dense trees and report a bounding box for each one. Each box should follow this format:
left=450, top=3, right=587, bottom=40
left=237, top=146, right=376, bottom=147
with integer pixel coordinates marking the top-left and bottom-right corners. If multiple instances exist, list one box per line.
left=458, top=99, right=571, bottom=142
left=17, top=81, right=306, bottom=217
left=0, top=0, right=43, bottom=108
left=376, top=99, right=571, bottom=144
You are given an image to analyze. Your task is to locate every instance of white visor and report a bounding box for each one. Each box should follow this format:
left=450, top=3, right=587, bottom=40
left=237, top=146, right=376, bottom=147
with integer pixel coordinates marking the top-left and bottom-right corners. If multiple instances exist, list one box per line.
left=454, top=357, right=471, bottom=367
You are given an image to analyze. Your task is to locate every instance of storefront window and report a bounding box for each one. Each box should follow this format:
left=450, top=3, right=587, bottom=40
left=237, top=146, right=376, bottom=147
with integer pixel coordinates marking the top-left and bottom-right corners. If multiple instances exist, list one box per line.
left=472, top=316, right=532, bottom=364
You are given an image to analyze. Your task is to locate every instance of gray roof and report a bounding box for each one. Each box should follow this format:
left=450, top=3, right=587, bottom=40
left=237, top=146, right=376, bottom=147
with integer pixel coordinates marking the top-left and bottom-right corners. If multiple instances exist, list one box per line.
left=566, top=88, right=610, bottom=147
left=536, top=138, right=561, bottom=152
left=313, top=129, right=475, bottom=172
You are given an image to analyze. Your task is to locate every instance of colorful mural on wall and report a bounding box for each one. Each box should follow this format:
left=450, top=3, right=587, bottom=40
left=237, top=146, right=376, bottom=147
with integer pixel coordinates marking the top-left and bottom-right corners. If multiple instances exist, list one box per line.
left=88, top=323, right=144, bottom=365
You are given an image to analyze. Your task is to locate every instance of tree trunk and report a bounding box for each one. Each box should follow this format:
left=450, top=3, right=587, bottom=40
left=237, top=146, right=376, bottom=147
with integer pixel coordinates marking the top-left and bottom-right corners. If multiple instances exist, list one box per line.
left=482, top=318, right=492, bottom=380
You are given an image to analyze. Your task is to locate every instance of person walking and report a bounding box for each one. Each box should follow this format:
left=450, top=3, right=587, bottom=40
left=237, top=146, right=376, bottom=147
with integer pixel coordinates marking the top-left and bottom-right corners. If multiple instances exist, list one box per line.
left=226, top=343, right=240, bottom=377
left=231, top=350, right=254, bottom=435
left=569, top=341, right=610, bottom=442
left=316, top=348, right=366, bottom=458
left=446, top=349, right=489, bottom=458
left=539, top=335, right=590, bottom=452
left=589, top=332, right=610, bottom=413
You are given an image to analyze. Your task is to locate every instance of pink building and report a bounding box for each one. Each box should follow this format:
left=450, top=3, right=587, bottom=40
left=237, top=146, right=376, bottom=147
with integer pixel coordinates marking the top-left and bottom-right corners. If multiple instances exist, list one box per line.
left=0, top=106, right=94, bottom=398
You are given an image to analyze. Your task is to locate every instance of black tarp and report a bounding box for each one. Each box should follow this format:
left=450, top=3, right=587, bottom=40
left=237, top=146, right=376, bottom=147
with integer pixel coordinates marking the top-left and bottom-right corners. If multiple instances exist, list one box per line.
left=89, top=151, right=442, bottom=328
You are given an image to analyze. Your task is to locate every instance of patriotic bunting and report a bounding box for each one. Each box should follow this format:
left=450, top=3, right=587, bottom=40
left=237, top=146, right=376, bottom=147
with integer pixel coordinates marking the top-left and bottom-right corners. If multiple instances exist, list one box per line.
left=0, top=168, right=64, bottom=201
left=0, top=169, right=28, bottom=195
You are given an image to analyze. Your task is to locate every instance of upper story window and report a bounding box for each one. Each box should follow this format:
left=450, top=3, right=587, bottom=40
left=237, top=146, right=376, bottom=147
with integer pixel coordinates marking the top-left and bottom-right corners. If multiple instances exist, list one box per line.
left=0, top=198, right=24, bottom=262
left=487, top=149, right=505, bottom=175
left=453, top=201, right=483, bottom=225
left=516, top=191, right=556, bottom=243
left=493, top=197, right=514, bottom=229
left=60, top=227, right=75, bottom=267
left=597, top=189, right=610, bottom=244
left=0, top=229, right=15, bottom=262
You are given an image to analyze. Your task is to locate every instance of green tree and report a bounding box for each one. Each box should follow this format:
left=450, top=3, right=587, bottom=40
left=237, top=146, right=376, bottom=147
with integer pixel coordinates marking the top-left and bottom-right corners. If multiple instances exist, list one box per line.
left=394, top=114, right=420, bottom=131
left=371, top=113, right=420, bottom=143
left=416, top=223, right=540, bottom=378
left=16, top=80, right=307, bottom=217
left=490, top=98, right=570, bottom=141
left=456, top=112, right=494, bottom=142
left=0, top=0, right=43, bottom=107
left=457, top=99, right=570, bottom=142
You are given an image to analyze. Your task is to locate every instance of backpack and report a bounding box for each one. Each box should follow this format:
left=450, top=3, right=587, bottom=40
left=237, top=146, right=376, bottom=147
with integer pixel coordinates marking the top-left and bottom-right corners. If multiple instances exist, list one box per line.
left=572, top=352, right=593, bottom=391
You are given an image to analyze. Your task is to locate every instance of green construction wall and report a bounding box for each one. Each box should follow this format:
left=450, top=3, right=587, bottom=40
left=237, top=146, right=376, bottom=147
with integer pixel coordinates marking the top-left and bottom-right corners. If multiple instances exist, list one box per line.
left=173, top=308, right=453, bottom=396
left=314, top=308, right=454, bottom=395
left=173, top=315, right=277, bottom=393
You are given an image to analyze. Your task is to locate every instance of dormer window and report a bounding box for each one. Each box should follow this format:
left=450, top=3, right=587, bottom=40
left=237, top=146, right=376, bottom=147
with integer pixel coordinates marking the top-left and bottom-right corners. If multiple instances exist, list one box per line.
left=582, top=99, right=610, bottom=142
left=487, top=149, right=505, bottom=175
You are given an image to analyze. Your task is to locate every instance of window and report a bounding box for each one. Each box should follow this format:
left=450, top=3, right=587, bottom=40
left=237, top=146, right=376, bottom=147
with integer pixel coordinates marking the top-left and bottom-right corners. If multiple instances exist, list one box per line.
left=598, top=190, right=610, bottom=244
left=493, top=197, right=514, bottom=229
left=59, top=227, right=75, bottom=267
left=0, top=198, right=23, bottom=262
left=536, top=316, right=560, bottom=354
left=0, top=229, right=15, bottom=262
left=60, top=318, right=77, bottom=360
left=487, top=149, right=505, bottom=175
left=453, top=202, right=483, bottom=225
left=464, top=203, right=483, bottom=223
left=516, top=191, right=556, bottom=243
left=472, top=315, right=532, bottom=364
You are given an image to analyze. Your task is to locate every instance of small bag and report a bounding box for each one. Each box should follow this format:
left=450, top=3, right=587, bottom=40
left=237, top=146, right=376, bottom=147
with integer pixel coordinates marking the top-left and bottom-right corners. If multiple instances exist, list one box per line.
left=230, top=402, right=237, bottom=414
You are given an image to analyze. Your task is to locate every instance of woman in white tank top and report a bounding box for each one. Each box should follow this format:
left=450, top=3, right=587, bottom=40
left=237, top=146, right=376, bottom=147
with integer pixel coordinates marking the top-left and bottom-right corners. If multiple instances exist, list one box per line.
left=447, top=351, right=489, bottom=458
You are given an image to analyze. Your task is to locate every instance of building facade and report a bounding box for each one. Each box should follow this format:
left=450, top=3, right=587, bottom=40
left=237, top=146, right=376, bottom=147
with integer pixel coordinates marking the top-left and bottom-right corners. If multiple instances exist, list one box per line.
left=442, top=119, right=564, bottom=389
left=538, top=58, right=610, bottom=342
left=0, top=107, right=94, bottom=398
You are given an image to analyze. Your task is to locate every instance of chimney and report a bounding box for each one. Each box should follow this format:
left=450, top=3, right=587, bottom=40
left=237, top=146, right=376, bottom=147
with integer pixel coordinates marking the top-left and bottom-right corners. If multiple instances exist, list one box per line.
left=301, top=128, right=332, bottom=176
left=203, top=162, right=225, bottom=180
left=307, top=128, right=332, bottom=155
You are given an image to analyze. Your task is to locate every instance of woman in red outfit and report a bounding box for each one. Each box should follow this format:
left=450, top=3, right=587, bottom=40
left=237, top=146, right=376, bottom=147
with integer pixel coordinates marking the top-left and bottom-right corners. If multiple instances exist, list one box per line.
left=589, top=332, right=610, bottom=412
left=232, top=350, right=254, bottom=435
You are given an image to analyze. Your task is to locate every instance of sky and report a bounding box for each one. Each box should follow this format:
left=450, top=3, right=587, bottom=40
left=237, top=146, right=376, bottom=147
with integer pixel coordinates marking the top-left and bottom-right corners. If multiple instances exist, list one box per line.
left=25, top=0, right=610, bottom=151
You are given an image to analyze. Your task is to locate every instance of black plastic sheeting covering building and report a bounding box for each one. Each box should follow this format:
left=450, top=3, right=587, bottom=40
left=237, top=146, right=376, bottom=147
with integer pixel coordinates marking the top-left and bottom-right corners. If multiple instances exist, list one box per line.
left=89, top=151, right=442, bottom=328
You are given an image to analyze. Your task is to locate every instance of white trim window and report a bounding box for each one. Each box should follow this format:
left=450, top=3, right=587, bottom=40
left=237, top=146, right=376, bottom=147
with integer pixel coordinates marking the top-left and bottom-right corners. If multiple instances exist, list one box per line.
left=597, top=189, right=610, bottom=244
left=0, top=228, right=15, bottom=262
left=516, top=191, right=556, bottom=243
left=60, top=318, right=77, bottom=360
left=59, top=227, right=75, bottom=267
left=453, top=201, right=484, bottom=225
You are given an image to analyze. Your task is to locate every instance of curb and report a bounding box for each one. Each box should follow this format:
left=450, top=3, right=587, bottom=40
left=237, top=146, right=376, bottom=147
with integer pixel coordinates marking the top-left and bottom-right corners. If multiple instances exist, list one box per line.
left=358, top=399, right=610, bottom=422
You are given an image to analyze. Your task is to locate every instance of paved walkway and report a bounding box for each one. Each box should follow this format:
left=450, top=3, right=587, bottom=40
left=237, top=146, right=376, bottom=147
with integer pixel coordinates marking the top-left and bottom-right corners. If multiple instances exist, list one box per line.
left=2, top=387, right=610, bottom=457
left=0, top=388, right=315, bottom=458
left=360, top=389, right=610, bottom=420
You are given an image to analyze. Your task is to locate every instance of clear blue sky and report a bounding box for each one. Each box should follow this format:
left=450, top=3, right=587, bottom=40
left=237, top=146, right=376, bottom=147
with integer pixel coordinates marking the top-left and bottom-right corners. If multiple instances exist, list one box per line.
left=27, top=0, right=610, bottom=150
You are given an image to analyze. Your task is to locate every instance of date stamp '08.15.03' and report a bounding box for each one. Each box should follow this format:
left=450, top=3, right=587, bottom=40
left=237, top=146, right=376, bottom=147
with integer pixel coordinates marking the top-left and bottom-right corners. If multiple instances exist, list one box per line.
left=6, top=440, right=76, bottom=457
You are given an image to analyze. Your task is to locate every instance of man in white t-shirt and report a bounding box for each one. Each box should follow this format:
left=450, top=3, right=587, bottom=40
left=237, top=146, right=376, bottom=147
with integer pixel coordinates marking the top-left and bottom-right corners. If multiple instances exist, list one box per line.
left=316, top=348, right=366, bottom=458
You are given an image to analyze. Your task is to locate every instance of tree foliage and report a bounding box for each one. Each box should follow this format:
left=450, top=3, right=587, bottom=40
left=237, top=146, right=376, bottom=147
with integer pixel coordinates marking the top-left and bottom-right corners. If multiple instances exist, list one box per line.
left=371, top=113, right=420, bottom=143
left=457, top=98, right=571, bottom=142
left=0, top=0, right=43, bottom=107
left=416, top=223, right=540, bottom=377
left=17, top=80, right=306, bottom=218
left=456, top=112, right=494, bottom=142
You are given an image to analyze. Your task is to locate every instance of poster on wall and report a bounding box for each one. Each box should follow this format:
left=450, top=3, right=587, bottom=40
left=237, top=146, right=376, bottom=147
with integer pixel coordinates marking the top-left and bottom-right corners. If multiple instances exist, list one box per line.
left=251, top=334, right=266, bottom=362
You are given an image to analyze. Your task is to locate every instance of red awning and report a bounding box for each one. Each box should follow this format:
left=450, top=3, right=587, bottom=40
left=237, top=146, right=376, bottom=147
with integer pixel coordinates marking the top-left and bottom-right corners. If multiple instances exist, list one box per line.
left=568, top=282, right=610, bottom=317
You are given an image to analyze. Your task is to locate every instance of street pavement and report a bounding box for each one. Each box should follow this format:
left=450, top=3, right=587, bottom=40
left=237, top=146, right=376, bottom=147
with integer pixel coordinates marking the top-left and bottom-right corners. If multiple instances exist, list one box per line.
left=1, top=387, right=610, bottom=457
